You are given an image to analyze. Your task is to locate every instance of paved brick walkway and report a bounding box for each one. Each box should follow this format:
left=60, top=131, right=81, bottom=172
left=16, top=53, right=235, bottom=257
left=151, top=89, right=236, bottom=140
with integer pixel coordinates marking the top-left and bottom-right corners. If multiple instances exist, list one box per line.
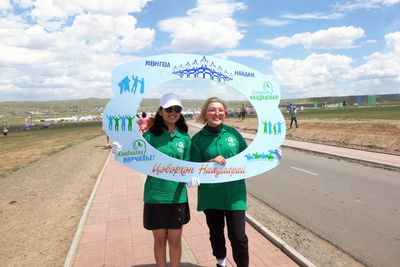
left=68, top=122, right=399, bottom=266
left=71, top=155, right=299, bottom=267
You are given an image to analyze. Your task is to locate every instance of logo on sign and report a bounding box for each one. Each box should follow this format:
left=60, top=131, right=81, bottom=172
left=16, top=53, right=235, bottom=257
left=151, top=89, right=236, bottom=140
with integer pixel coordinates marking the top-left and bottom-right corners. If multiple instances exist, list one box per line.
left=119, top=140, right=155, bottom=163
left=250, top=81, right=278, bottom=100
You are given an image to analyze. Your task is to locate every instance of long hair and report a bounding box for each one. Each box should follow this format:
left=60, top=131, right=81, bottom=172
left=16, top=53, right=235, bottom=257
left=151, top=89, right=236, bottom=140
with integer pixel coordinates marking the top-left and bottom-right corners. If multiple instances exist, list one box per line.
left=197, top=97, right=228, bottom=124
left=149, top=107, right=188, bottom=136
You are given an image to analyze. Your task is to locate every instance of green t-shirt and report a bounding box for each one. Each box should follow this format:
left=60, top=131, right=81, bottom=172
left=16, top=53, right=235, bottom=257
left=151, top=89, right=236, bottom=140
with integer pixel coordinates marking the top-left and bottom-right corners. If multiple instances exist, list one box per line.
left=143, top=128, right=191, bottom=204
left=191, top=124, right=248, bottom=211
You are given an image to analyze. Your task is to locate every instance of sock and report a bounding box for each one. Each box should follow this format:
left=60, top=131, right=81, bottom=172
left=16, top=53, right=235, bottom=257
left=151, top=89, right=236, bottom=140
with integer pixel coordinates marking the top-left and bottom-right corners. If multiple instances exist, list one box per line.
left=217, top=258, right=226, bottom=266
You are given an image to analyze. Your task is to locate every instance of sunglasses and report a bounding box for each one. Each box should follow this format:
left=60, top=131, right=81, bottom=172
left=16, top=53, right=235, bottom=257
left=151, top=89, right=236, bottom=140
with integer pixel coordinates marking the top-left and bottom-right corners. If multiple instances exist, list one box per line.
left=164, top=106, right=182, bottom=113
left=207, top=109, right=225, bottom=115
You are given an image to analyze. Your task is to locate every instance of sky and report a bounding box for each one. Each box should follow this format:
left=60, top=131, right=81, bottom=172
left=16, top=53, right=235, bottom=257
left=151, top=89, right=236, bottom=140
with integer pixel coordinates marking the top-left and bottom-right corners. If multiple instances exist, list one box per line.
left=1, top=0, right=400, bottom=101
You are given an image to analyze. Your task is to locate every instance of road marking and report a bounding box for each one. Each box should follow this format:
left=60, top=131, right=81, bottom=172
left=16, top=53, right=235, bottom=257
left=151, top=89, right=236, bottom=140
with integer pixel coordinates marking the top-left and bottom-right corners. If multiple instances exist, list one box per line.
left=290, top=166, right=319, bottom=176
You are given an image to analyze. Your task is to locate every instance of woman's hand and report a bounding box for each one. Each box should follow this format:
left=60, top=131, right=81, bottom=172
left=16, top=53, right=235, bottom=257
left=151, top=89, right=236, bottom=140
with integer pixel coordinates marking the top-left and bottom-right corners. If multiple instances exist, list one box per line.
left=209, top=155, right=226, bottom=165
left=112, top=142, right=122, bottom=155
left=186, top=177, right=200, bottom=187
left=275, top=148, right=283, bottom=160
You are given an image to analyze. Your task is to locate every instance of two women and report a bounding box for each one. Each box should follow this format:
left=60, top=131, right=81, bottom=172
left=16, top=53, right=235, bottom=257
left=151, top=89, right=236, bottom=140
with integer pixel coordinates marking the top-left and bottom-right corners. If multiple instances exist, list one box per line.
left=114, top=94, right=261, bottom=267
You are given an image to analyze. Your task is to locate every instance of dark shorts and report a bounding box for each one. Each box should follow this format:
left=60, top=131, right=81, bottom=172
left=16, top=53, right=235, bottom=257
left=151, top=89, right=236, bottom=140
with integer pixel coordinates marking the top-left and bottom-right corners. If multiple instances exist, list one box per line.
left=143, top=202, right=190, bottom=230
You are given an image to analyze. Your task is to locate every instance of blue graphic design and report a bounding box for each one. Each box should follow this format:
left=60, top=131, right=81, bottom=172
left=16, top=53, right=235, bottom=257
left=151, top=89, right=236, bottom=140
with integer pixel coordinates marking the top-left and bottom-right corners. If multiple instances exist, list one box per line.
left=172, top=56, right=233, bottom=83
left=244, top=151, right=276, bottom=161
left=118, top=75, right=145, bottom=94
left=106, top=114, right=137, bottom=132
left=262, top=120, right=283, bottom=135
left=106, top=115, right=115, bottom=131
left=119, top=115, right=127, bottom=131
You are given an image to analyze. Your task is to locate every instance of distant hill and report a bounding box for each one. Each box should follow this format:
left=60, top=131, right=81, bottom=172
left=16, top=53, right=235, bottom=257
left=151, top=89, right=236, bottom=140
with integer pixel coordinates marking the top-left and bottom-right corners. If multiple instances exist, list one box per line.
left=0, top=98, right=109, bottom=116
left=1, top=93, right=398, bottom=116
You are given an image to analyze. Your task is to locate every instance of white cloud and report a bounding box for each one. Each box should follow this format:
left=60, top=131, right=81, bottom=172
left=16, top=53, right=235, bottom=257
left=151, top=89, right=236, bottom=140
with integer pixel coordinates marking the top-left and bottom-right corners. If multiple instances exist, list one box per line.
left=272, top=31, right=400, bottom=98
left=12, top=0, right=34, bottom=9
left=0, top=0, right=12, bottom=10
left=213, top=49, right=272, bottom=59
left=63, top=13, right=154, bottom=53
left=0, top=1, right=154, bottom=101
left=186, top=0, right=246, bottom=19
left=158, top=0, right=246, bottom=52
left=352, top=32, right=400, bottom=87
left=260, top=26, right=365, bottom=49
left=0, top=44, right=53, bottom=64
left=257, top=18, right=290, bottom=27
left=272, top=53, right=354, bottom=97
left=334, top=0, right=400, bottom=11
left=282, top=12, right=344, bottom=20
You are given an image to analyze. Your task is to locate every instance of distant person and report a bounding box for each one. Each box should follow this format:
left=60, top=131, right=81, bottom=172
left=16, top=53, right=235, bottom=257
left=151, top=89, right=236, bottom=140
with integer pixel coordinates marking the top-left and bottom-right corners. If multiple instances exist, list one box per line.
left=147, top=114, right=154, bottom=129
left=239, top=105, right=246, bottom=121
left=289, top=105, right=299, bottom=129
left=137, top=112, right=151, bottom=133
left=102, top=124, right=111, bottom=148
left=287, top=102, right=295, bottom=114
left=3, top=127, right=8, bottom=136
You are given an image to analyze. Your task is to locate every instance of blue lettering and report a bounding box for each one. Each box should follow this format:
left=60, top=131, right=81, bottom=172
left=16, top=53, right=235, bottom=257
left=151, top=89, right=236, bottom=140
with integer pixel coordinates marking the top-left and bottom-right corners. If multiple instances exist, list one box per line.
left=145, top=61, right=170, bottom=67
left=235, top=70, right=255, bottom=78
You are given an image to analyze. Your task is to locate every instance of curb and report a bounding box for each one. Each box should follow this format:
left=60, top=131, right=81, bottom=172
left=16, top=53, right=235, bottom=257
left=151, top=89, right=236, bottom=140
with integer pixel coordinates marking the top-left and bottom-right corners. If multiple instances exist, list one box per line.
left=281, top=144, right=400, bottom=171
left=246, top=214, right=316, bottom=267
left=63, top=151, right=112, bottom=267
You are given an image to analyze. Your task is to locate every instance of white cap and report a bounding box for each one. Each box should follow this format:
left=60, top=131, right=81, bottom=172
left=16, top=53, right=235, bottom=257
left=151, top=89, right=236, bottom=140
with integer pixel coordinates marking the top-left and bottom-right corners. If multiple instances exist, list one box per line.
left=160, top=93, right=183, bottom=108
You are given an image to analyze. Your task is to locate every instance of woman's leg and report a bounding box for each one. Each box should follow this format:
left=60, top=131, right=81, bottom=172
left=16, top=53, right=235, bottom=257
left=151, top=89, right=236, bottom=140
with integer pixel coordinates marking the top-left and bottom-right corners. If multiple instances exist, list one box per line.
left=167, top=228, right=183, bottom=267
left=204, top=209, right=227, bottom=260
left=226, top=210, right=249, bottom=267
left=152, top=229, right=168, bottom=267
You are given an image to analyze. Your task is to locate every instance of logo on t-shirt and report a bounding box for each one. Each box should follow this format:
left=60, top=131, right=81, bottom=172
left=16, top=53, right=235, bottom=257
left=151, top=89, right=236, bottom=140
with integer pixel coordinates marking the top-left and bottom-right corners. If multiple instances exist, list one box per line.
left=176, top=141, right=185, bottom=153
left=226, top=136, right=236, bottom=147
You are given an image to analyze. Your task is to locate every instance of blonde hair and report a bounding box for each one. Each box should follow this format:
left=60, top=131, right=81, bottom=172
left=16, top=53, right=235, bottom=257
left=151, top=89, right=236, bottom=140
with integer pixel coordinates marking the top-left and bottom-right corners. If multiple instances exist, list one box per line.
left=197, top=97, right=228, bottom=124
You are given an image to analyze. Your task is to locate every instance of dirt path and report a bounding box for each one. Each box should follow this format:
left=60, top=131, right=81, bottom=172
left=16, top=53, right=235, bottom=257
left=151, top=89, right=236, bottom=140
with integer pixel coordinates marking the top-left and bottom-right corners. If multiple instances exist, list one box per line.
left=224, top=117, right=400, bottom=155
left=0, top=136, right=110, bottom=267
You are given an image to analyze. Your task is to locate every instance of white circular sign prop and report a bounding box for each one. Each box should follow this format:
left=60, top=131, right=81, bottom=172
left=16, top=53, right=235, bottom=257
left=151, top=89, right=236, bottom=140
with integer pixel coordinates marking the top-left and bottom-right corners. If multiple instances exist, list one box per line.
left=103, top=54, right=285, bottom=183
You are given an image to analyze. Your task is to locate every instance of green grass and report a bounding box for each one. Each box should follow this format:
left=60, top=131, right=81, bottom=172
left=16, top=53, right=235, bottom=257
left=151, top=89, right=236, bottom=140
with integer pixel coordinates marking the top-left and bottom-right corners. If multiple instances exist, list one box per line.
left=292, top=106, right=400, bottom=120
left=0, top=120, right=104, bottom=177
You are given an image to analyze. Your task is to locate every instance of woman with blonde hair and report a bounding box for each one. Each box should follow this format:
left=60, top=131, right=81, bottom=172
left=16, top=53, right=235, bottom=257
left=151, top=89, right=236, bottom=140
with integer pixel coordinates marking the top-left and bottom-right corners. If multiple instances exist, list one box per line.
left=191, top=97, right=249, bottom=267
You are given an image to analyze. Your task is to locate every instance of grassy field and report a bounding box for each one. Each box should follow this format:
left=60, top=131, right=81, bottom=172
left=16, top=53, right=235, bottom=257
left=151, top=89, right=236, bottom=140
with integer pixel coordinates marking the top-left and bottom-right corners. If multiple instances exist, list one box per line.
left=0, top=121, right=104, bottom=178
left=293, top=105, right=400, bottom=120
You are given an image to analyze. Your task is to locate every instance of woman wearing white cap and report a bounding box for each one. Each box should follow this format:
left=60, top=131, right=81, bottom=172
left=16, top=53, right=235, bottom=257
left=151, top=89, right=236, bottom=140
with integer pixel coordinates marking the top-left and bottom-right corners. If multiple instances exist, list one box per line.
left=142, top=92, right=191, bottom=267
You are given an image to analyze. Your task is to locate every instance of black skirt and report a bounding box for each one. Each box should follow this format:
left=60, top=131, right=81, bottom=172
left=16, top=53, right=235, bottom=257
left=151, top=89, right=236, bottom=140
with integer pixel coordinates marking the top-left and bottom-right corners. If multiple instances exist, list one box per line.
left=143, top=202, right=190, bottom=230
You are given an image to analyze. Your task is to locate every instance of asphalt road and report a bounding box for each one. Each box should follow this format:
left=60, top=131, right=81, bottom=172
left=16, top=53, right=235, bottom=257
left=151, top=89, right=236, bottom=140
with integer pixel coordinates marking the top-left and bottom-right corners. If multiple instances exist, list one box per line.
left=246, top=147, right=400, bottom=267
left=188, top=125, right=400, bottom=267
